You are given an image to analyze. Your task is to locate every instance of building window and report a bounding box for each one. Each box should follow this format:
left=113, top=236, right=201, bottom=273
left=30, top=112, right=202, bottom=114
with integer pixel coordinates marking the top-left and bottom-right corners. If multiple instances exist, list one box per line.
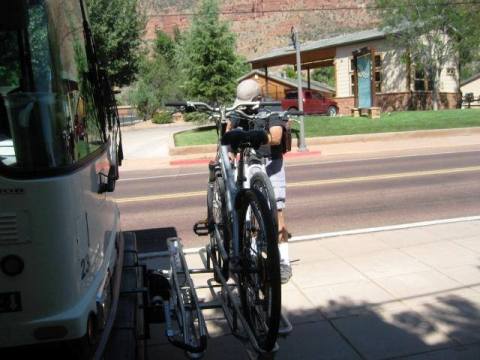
left=414, top=68, right=426, bottom=91
left=350, top=58, right=355, bottom=96
left=374, top=54, right=382, bottom=93
left=414, top=67, right=434, bottom=91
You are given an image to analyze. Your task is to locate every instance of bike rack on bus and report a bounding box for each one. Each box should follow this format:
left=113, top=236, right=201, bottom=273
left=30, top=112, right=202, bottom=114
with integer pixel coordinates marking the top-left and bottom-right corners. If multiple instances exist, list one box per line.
left=136, top=228, right=292, bottom=359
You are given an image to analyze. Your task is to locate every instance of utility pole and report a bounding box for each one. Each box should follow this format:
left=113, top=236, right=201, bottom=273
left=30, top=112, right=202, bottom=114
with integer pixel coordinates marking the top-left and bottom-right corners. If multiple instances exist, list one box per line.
left=291, top=26, right=308, bottom=151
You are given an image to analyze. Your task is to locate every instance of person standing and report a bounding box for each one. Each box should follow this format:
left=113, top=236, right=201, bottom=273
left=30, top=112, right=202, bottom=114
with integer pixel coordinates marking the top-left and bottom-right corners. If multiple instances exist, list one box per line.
left=226, top=79, right=292, bottom=283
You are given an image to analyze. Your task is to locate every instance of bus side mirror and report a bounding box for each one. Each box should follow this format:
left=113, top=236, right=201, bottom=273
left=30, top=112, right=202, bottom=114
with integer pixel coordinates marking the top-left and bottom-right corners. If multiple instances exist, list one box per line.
left=98, top=166, right=117, bottom=193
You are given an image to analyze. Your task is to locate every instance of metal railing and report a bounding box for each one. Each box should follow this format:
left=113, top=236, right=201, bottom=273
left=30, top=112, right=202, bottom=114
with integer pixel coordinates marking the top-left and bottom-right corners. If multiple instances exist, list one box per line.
left=461, top=94, right=480, bottom=109
left=118, top=105, right=141, bottom=126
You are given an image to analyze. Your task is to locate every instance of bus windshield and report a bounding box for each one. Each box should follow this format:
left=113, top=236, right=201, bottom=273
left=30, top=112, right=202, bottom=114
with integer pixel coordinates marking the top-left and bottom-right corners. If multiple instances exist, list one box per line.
left=0, top=0, right=105, bottom=173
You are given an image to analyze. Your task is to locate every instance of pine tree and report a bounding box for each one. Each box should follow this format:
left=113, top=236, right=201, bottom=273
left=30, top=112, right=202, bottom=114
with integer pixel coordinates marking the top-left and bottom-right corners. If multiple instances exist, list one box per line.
left=177, top=0, right=248, bottom=104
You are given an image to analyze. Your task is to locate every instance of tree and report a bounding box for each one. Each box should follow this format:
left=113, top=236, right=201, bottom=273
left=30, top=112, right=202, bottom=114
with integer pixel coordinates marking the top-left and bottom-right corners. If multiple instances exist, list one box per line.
left=129, top=31, right=181, bottom=119
left=284, top=66, right=335, bottom=88
left=154, top=29, right=175, bottom=67
left=86, top=0, right=145, bottom=87
left=284, top=66, right=297, bottom=80
left=177, top=0, right=248, bottom=103
left=312, top=67, right=335, bottom=88
left=375, top=0, right=480, bottom=110
left=129, top=57, right=172, bottom=119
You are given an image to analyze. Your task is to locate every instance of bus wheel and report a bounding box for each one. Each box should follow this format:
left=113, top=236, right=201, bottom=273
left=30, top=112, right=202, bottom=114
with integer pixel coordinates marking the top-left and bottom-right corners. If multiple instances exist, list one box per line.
left=86, top=313, right=99, bottom=346
left=67, top=314, right=99, bottom=359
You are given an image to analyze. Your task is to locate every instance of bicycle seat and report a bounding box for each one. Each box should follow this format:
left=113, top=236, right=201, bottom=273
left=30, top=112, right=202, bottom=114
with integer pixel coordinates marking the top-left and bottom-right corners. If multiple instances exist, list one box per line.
left=221, top=128, right=267, bottom=150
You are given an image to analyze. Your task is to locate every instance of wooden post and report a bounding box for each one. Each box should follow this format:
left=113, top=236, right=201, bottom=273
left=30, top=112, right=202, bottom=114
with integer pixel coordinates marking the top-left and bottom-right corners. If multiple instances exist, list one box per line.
left=264, top=66, right=268, bottom=99
left=370, top=48, right=376, bottom=108
left=307, top=66, right=311, bottom=89
left=353, top=52, right=359, bottom=108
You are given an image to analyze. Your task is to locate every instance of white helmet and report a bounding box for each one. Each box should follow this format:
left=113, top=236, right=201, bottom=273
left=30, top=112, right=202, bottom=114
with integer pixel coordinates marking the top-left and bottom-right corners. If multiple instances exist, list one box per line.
left=233, top=79, right=261, bottom=107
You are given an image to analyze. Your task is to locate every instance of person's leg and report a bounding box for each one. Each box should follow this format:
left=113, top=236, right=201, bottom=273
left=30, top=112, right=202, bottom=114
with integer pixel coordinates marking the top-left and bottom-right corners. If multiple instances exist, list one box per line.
left=266, top=158, right=291, bottom=283
left=277, top=208, right=289, bottom=258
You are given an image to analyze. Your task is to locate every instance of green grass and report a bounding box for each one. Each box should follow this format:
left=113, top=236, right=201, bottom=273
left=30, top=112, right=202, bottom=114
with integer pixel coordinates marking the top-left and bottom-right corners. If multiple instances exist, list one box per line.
left=174, top=109, right=480, bottom=147
left=174, top=126, right=219, bottom=147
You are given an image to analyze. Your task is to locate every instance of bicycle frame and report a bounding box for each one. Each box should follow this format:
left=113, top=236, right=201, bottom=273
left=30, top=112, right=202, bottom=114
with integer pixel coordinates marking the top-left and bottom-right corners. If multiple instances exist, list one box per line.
left=218, top=145, right=241, bottom=262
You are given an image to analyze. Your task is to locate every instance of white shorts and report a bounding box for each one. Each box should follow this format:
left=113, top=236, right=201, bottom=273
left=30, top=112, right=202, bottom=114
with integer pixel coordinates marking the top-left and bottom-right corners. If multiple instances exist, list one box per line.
left=266, top=158, right=286, bottom=210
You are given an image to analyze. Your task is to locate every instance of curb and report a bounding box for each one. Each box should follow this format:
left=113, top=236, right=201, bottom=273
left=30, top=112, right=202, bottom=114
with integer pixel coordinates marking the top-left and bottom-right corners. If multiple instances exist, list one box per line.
left=169, top=127, right=480, bottom=157
left=169, top=150, right=323, bottom=166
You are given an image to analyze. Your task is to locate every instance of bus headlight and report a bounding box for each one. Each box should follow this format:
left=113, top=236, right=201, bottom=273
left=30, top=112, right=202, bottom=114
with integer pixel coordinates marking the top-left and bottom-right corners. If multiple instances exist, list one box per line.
left=1, top=255, right=24, bottom=276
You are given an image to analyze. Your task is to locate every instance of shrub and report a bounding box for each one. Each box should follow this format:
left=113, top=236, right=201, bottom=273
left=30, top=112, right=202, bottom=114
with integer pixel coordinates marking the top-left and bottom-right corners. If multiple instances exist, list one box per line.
left=183, top=112, right=211, bottom=125
left=152, top=112, right=173, bottom=124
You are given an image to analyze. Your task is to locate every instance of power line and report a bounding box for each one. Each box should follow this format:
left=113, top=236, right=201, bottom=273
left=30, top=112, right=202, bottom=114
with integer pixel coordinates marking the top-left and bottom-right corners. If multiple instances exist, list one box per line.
left=146, top=1, right=480, bottom=18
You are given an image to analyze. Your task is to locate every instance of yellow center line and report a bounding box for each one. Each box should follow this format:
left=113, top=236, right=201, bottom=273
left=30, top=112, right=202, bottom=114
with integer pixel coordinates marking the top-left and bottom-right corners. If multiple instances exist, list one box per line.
left=288, top=165, right=480, bottom=188
left=115, top=165, right=480, bottom=204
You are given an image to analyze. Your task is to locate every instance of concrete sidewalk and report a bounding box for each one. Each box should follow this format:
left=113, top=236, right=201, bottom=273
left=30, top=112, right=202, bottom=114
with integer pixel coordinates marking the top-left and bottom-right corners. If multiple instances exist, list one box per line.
left=145, top=218, right=480, bottom=359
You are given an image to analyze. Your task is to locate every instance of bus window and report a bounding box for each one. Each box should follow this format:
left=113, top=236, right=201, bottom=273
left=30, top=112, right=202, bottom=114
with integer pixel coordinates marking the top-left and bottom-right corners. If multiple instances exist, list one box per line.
left=0, top=0, right=106, bottom=174
left=0, top=31, right=21, bottom=166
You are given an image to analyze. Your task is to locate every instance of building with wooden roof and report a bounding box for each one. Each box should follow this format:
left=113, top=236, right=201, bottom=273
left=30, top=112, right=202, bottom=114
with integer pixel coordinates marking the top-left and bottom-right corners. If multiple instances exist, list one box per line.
left=238, top=69, right=335, bottom=101
left=248, top=29, right=460, bottom=115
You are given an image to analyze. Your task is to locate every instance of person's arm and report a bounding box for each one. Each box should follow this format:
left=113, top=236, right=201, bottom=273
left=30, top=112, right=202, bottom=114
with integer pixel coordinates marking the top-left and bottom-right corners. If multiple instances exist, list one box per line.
left=267, top=125, right=283, bottom=145
left=226, top=119, right=233, bottom=132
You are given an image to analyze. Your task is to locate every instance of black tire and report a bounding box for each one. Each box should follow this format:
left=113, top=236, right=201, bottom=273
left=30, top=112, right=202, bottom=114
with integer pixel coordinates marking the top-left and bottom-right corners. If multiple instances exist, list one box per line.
left=238, top=189, right=281, bottom=352
left=250, top=171, right=278, bottom=231
left=328, top=106, right=337, bottom=117
left=287, top=107, right=298, bottom=114
left=207, top=173, right=230, bottom=282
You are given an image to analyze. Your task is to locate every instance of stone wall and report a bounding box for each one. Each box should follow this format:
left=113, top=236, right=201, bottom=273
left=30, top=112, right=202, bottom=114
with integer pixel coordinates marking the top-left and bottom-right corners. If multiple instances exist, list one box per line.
left=334, top=92, right=460, bottom=115
left=334, top=96, right=355, bottom=116
left=375, top=92, right=461, bottom=112
left=142, top=0, right=378, bottom=59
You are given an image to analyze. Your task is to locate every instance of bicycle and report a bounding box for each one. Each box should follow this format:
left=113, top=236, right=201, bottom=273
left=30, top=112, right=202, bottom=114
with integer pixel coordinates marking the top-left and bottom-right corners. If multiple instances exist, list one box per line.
left=167, top=100, right=282, bottom=352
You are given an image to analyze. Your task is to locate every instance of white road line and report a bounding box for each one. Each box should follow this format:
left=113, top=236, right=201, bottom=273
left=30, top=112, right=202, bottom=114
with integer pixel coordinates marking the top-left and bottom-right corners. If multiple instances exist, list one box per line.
left=290, top=215, right=480, bottom=242
left=141, top=215, right=480, bottom=256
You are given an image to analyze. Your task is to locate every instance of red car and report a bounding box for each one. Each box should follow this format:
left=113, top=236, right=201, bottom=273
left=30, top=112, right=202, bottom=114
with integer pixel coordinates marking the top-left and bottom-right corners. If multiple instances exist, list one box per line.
left=281, top=90, right=338, bottom=116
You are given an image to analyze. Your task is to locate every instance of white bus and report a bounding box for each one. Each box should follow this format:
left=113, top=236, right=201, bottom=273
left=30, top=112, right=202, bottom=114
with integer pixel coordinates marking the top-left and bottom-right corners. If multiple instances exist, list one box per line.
left=0, top=0, right=123, bottom=355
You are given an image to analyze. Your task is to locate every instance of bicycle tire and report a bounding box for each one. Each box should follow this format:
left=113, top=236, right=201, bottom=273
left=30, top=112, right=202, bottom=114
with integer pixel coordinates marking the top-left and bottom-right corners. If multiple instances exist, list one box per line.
left=249, top=171, right=278, bottom=230
left=207, top=172, right=230, bottom=282
left=238, top=189, right=281, bottom=352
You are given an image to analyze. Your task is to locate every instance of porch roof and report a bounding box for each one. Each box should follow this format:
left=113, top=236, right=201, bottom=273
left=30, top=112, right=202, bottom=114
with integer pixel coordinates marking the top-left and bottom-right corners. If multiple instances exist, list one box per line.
left=238, top=69, right=335, bottom=94
left=248, top=28, right=387, bottom=70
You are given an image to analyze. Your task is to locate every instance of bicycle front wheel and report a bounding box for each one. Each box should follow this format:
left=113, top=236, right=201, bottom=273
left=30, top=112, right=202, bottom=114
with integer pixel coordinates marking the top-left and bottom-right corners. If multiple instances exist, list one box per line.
left=238, top=189, right=281, bottom=352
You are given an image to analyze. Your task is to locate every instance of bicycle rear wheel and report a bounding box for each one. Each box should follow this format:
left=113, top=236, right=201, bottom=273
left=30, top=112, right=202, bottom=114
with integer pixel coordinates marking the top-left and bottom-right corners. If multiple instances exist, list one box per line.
left=250, top=171, right=278, bottom=230
left=238, top=189, right=281, bottom=352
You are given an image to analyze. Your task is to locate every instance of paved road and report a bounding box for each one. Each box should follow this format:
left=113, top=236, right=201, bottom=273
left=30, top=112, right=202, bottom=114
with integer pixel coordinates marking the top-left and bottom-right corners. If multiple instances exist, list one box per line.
left=121, top=123, right=195, bottom=159
left=114, top=149, right=480, bottom=248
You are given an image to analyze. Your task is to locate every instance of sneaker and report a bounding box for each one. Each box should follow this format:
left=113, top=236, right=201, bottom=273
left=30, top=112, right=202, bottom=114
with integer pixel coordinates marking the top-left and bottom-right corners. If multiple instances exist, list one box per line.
left=280, top=263, right=292, bottom=284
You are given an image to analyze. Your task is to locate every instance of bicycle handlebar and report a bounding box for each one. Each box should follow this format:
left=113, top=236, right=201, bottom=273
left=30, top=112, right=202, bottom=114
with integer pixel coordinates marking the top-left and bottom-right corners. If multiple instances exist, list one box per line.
left=258, top=101, right=281, bottom=107
left=287, top=110, right=304, bottom=116
left=165, top=100, right=282, bottom=113
left=225, top=101, right=281, bottom=112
